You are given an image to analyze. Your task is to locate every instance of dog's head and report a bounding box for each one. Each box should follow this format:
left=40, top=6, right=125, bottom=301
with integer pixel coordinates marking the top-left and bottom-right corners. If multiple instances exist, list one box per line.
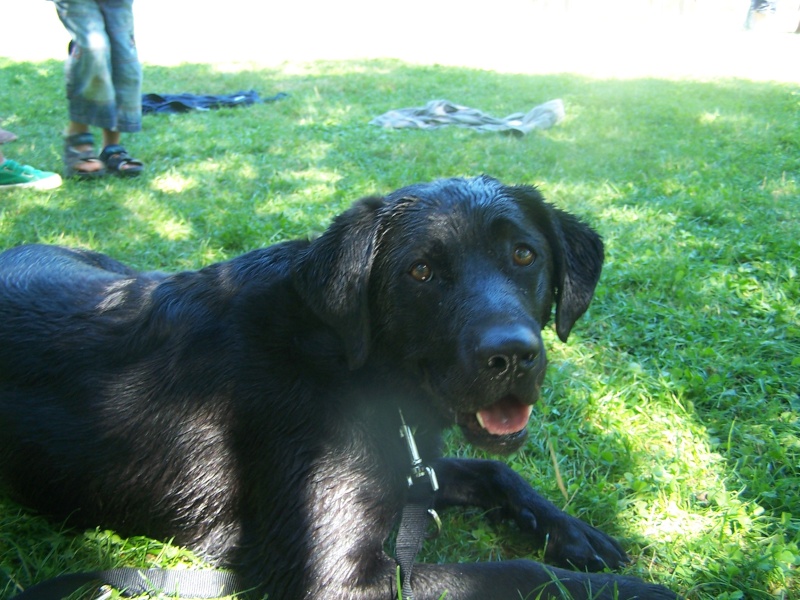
left=293, top=176, right=603, bottom=453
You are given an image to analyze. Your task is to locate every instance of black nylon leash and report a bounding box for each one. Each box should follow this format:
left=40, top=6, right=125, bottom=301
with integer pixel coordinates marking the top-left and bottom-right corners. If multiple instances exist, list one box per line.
left=11, top=568, right=241, bottom=600
left=395, top=410, right=440, bottom=600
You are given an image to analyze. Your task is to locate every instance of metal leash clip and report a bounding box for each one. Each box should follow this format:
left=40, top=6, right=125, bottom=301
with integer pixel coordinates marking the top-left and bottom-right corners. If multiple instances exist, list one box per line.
left=398, top=410, right=439, bottom=492
left=398, top=410, right=441, bottom=537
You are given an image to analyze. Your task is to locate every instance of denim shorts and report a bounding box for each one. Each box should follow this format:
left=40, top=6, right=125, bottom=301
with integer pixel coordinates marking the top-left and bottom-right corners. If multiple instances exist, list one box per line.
left=54, top=0, right=142, bottom=132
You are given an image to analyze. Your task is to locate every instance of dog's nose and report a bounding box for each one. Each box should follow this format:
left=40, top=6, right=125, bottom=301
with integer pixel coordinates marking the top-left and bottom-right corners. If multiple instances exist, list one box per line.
left=477, top=325, right=541, bottom=378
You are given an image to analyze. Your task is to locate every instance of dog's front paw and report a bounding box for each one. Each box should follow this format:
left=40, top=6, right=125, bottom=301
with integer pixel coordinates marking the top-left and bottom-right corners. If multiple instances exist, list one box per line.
left=510, top=503, right=628, bottom=571
left=491, top=470, right=629, bottom=571
left=541, top=511, right=629, bottom=571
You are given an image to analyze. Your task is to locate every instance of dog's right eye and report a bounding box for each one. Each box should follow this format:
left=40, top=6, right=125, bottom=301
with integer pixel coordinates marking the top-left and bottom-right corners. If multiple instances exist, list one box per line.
left=409, top=262, right=433, bottom=282
left=512, top=244, right=536, bottom=267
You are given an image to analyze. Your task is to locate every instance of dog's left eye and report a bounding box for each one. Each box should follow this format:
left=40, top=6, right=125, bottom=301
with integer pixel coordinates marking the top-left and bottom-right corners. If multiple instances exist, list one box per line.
left=409, top=262, right=433, bottom=282
left=512, top=245, right=536, bottom=266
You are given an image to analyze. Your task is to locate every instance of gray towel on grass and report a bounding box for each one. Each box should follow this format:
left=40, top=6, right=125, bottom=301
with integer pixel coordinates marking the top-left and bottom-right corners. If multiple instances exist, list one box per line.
left=370, top=99, right=565, bottom=136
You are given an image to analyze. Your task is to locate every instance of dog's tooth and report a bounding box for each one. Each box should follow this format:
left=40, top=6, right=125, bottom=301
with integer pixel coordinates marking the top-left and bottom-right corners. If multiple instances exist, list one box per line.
left=476, top=411, right=486, bottom=430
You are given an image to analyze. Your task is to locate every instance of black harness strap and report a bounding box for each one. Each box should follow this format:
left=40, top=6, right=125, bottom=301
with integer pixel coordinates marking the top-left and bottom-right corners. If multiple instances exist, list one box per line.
left=11, top=568, right=241, bottom=600
left=395, top=411, right=440, bottom=600
left=396, top=491, right=437, bottom=600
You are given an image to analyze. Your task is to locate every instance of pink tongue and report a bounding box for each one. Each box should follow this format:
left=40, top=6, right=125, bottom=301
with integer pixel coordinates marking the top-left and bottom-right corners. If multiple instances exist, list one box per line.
left=477, top=397, right=532, bottom=435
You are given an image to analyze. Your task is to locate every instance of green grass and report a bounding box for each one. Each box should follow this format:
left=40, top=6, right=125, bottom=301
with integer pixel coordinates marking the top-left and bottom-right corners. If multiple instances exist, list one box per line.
left=1, top=57, right=798, bottom=599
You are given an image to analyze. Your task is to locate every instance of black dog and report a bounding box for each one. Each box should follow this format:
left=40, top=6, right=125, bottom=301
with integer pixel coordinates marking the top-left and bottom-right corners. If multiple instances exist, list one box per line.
left=0, top=176, right=677, bottom=599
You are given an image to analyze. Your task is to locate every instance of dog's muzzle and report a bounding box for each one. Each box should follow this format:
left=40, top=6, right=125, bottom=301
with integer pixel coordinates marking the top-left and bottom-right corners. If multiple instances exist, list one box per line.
left=454, top=323, right=545, bottom=454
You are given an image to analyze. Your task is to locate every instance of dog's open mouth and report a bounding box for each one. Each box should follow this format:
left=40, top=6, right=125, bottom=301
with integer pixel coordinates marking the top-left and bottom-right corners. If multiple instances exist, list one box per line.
left=458, top=395, right=533, bottom=453
left=475, top=396, right=533, bottom=435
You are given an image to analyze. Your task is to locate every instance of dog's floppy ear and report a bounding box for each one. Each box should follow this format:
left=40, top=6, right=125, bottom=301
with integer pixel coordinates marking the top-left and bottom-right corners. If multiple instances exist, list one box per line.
left=510, top=185, right=604, bottom=342
left=292, top=196, right=385, bottom=370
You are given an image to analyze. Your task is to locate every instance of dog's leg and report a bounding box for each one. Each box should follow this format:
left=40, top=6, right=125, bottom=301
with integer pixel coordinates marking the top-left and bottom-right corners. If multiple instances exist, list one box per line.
left=431, top=457, right=628, bottom=571
left=407, top=560, right=680, bottom=600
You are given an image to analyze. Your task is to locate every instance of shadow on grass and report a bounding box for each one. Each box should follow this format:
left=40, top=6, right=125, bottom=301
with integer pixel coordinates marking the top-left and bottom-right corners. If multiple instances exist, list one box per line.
left=0, top=57, right=798, bottom=599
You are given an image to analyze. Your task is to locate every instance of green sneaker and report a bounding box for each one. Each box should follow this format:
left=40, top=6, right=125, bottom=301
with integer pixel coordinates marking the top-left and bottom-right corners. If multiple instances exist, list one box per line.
left=0, top=159, right=62, bottom=190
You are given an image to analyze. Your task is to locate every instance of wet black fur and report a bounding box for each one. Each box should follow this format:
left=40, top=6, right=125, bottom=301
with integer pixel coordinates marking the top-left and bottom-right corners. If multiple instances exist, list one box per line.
left=0, top=177, right=678, bottom=599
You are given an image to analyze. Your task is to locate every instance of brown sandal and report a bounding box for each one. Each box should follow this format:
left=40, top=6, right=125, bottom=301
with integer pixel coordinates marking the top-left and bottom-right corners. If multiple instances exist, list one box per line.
left=64, top=133, right=106, bottom=179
